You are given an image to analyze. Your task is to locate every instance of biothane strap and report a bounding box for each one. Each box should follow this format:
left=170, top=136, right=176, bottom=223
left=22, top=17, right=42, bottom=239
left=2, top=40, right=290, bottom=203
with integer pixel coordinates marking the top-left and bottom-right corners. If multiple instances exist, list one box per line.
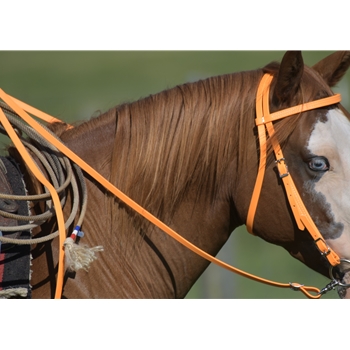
left=0, top=88, right=333, bottom=299
left=246, top=73, right=341, bottom=267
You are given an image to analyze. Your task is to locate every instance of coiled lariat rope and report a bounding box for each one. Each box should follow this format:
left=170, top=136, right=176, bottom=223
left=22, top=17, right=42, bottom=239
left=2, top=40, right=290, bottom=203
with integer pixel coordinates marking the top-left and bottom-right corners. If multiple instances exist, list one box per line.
left=0, top=100, right=86, bottom=239
left=0, top=98, right=103, bottom=298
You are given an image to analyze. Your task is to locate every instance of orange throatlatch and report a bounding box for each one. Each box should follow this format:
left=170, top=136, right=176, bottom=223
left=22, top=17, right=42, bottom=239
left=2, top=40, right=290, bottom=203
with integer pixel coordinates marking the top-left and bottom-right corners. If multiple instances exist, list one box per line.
left=0, top=80, right=342, bottom=299
left=246, top=73, right=341, bottom=267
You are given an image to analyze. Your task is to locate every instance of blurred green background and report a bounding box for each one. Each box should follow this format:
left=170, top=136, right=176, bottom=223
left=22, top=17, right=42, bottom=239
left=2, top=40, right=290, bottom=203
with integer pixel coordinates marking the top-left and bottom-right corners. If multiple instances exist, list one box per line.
left=0, top=51, right=348, bottom=299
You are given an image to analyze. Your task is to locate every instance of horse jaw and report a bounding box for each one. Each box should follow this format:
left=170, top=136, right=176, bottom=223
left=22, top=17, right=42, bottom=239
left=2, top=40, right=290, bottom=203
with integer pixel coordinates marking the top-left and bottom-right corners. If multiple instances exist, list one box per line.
left=307, top=107, right=350, bottom=298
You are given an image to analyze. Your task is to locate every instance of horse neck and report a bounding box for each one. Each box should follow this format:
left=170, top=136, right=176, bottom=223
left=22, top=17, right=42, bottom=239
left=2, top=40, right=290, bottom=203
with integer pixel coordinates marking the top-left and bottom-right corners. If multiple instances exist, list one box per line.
left=32, top=72, right=259, bottom=298
left=61, top=113, right=237, bottom=297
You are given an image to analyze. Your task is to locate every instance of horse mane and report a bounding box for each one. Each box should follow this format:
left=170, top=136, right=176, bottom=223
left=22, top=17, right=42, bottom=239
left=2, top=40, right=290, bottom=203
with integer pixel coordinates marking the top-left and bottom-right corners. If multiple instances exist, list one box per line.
left=110, top=70, right=265, bottom=223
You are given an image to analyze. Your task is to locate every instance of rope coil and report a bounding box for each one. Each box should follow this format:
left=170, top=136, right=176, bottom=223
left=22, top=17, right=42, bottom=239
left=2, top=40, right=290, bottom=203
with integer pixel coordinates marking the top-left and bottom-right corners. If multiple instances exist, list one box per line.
left=0, top=100, right=87, bottom=241
left=0, top=95, right=103, bottom=298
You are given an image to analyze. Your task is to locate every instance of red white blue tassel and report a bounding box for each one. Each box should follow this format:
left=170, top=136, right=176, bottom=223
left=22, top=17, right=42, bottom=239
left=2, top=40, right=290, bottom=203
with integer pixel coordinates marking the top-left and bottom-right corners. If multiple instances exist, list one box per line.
left=64, top=226, right=103, bottom=272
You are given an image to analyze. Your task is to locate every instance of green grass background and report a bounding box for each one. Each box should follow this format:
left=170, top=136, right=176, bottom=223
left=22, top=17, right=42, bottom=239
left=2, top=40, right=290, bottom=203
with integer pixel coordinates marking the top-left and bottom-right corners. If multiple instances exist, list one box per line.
left=0, top=51, right=348, bottom=299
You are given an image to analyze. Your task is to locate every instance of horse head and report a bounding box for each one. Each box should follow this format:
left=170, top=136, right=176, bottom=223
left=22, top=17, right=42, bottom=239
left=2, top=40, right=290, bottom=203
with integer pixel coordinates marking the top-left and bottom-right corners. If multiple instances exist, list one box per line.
left=247, top=51, right=350, bottom=297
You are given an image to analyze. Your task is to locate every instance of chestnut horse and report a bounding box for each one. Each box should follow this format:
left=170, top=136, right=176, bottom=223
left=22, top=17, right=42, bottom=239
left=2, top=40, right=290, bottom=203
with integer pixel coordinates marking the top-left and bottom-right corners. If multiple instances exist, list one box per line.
left=1, top=51, right=350, bottom=298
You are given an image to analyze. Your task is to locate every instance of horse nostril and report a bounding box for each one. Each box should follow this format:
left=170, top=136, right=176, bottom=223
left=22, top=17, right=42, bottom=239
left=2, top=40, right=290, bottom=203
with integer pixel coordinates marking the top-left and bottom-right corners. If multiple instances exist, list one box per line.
left=0, top=199, right=18, bottom=213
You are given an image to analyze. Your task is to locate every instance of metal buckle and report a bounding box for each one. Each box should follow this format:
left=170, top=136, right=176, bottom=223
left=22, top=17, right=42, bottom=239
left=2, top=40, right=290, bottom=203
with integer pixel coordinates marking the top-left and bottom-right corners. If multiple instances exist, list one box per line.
left=275, top=157, right=289, bottom=178
left=279, top=169, right=289, bottom=178
left=275, top=157, right=285, bottom=164
left=314, top=237, right=331, bottom=257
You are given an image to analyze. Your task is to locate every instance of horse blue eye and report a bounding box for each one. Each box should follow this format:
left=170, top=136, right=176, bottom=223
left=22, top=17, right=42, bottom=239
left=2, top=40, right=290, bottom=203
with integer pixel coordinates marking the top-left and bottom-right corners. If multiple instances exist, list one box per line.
left=308, top=157, right=329, bottom=172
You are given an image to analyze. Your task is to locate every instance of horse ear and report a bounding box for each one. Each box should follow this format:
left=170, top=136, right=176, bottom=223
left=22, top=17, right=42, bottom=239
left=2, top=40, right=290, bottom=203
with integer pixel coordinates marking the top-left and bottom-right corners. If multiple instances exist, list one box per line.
left=273, top=51, right=304, bottom=106
left=312, top=51, right=350, bottom=87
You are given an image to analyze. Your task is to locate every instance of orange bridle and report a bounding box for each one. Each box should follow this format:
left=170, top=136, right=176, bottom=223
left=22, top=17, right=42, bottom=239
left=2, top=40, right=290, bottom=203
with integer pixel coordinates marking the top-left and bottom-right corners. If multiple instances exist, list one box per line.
left=0, top=77, right=343, bottom=299
left=246, top=73, right=341, bottom=267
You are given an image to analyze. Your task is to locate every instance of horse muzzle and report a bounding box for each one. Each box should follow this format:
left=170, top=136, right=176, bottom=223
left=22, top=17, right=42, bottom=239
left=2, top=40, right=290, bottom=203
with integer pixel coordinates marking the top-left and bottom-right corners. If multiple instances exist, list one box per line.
left=329, top=259, right=350, bottom=298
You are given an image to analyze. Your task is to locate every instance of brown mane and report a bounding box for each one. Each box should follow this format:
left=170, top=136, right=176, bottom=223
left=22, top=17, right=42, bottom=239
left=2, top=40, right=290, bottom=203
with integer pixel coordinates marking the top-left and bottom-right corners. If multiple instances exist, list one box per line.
left=57, top=70, right=263, bottom=224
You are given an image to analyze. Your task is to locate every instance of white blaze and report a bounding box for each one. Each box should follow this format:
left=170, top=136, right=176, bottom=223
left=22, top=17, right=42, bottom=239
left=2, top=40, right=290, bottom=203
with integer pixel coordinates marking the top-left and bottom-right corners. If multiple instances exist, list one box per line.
left=307, top=108, right=350, bottom=259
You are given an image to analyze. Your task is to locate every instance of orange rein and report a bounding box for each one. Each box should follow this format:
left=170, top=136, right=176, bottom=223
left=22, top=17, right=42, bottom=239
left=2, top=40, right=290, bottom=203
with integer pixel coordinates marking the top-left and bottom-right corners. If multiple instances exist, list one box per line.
left=0, top=78, right=341, bottom=299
